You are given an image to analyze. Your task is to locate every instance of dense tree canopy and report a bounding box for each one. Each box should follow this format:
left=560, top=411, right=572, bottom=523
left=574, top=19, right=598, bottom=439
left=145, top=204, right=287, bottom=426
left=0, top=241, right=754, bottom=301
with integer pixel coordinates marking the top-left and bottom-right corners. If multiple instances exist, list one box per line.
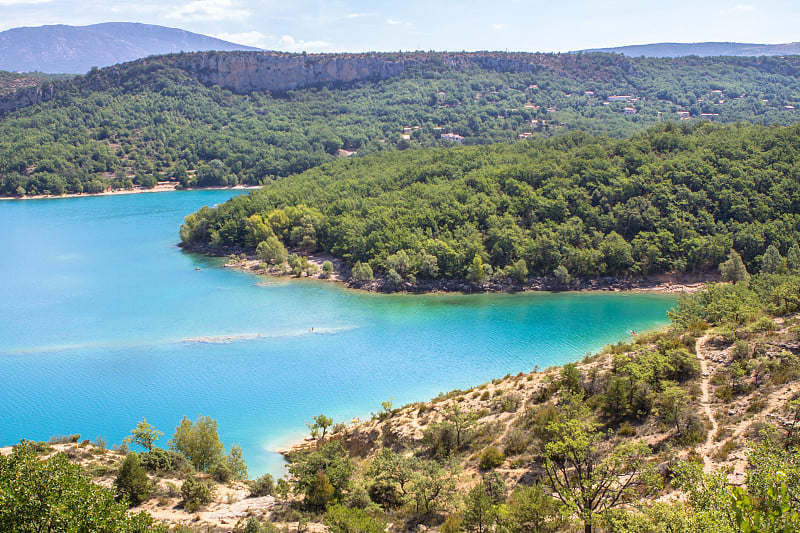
left=181, top=122, right=800, bottom=283
left=3, top=52, right=800, bottom=196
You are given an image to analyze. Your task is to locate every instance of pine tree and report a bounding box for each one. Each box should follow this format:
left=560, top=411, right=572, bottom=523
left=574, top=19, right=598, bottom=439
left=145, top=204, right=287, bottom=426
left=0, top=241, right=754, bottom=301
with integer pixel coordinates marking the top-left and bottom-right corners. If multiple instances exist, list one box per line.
left=719, top=249, right=749, bottom=283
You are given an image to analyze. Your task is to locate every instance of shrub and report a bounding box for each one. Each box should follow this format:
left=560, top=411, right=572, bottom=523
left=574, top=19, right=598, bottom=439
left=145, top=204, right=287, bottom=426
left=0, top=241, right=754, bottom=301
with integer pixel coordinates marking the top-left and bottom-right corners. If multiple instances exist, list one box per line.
left=250, top=473, right=275, bottom=497
left=368, top=481, right=401, bottom=508
left=211, top=462, right=231, bottom=483
left=503, top=428, right=532, bottom=456
left=479, top=446, right=505, bottom=470
left=321, top=260, right=333, bottom=278
left=351, top=261, right=373, bottom=281
left=325, top=505, right=386, bottom=533
left=181, top=477, right=212, bottom=512
left=115, top=453, right=152, bottom=506
left=140, top=447, right=193, bottom=476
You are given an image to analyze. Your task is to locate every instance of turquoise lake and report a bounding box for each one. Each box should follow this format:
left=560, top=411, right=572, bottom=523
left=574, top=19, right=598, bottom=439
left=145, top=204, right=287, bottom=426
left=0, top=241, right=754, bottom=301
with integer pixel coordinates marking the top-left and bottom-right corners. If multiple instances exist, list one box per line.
left=0, top=190, right=677, bottom=476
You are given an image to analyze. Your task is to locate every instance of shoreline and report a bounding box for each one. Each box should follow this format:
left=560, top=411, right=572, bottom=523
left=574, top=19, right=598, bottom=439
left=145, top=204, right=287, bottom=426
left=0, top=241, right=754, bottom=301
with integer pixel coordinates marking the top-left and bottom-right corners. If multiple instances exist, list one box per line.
left=0, top=183, right=260, bottom=201
left=184, top=242, right=713, bottom=296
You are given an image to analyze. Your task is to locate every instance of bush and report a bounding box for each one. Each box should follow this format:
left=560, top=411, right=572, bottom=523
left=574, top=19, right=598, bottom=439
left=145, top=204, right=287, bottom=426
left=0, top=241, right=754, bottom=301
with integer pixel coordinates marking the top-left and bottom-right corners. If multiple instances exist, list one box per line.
left=181, top=477, right=212, bottom=512
left=503, top=428, right=532, bottom=456
left=114, top=453, right=152, bottom=506
left=321, top=260, right=334, bottom=278
left=351, top=261, right=373, bottom=281
left=250, top=473, right=275, bottom=497
left=325, top=505, right=386, bottom=533
left=140, top=447, right=193, bottom=475
left=211, top=462, right=231, bottom=482
left=479, top=446, right=505, bottom=470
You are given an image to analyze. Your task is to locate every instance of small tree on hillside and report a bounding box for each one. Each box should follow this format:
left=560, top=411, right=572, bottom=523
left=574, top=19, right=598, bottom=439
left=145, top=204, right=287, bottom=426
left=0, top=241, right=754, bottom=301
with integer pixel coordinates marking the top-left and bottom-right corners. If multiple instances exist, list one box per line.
left=761, top=245, right=784, bottom=274
left=169, top=415, right=224, bottom=472
left=540, top=399, right=656, bottom=533
left=123, top=418, right=163, bottom=451
left=719, top=249, right=749, bottom=283
left=351, top=261, right=373, bottom=281
left=307, top=414, right=334, bottom=439
left=257, top=236, right=288, bottom=265
left=115, top=453, right=152, bottom=506
left=788, top=244, right=800, bottom=273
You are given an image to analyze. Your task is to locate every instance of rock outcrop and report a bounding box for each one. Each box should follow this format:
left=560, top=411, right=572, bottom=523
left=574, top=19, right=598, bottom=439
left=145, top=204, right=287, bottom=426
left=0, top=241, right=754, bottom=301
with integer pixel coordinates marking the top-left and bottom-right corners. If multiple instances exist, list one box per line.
left=0, top=50, right=607, bottom=114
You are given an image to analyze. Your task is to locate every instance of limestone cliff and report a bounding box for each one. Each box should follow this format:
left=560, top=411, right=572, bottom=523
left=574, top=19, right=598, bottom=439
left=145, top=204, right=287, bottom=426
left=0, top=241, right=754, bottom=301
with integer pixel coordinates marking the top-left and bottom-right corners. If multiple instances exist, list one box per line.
left=0, top=50, right=597, bottom=114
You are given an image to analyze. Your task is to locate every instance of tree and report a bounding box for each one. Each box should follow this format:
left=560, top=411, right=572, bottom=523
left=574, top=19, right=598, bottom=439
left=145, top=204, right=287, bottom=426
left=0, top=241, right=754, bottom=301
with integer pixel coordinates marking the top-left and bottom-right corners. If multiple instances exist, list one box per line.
left=308, top=414, right=334, bottom=439
left=169, top=415, right=225, bottom=472
left=0, top=444, right=160, bottom=532
left=719, top=249, right=749, bottom=283
left=321, top=260, right=334, bottom=277
left=445, top=403, right=477, bottom=448
left=509, top=259, right=528, bottom=284
left=463, top=482, right=496, bottom=533
left=504, top=483, right=564, bottom=533
left=351, top=261, right=373, bottom=281
left=115, top=453, right=152, bottom=506
left=787, top=243, right=800, bottom=273
left=224, top=444, right=248, bottom=479
left=468, top=254, right=487, bottom=284
left=657, top=385, right=689, bottom=432
left=257, top=236, right=288, bottom=265
left=181, top=476, right=213, bottom=512
left=325, top=505, right=387, bottom=533
left=124, top=417, right=163, bottom=451
left=541, top=400, right=655, bottom=533
left=554, top=264, right=571, bottom=284
left=289, top=440, right=354, bottom=510
left=761, top=245, right=784, bottom=274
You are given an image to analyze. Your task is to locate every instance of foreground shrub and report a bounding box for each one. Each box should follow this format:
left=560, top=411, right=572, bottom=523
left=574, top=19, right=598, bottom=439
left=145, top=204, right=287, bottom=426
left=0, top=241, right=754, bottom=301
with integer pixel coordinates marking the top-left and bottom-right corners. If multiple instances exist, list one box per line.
left=115, top=453, right=152, bottom=506
left=181, top=477, right=212, bottom=512
left=479, top=446, right=505, bottom=470
left=250, top=473, right=275, bottom=497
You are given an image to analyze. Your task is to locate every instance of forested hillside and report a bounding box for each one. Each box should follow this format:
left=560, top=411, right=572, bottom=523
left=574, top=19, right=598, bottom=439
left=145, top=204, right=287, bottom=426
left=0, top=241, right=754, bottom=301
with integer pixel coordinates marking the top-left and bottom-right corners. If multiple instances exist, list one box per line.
left=2, top=51, right=800, bottom=197
left=181, top=122, right=800, bottom=286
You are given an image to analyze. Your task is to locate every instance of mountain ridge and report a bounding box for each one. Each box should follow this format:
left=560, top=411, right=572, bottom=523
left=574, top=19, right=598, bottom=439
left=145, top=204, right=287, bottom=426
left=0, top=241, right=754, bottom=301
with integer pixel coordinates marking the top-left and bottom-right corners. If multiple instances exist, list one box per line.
left=579, top=41, right=800, bottom=57
left=0, top=22, right=261, bottom=74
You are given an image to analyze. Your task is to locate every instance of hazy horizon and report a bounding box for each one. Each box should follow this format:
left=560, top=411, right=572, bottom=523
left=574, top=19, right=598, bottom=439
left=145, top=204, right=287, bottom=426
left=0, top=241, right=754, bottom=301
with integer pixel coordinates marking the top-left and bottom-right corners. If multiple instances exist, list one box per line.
left=0, top=1, right=797, bottom=54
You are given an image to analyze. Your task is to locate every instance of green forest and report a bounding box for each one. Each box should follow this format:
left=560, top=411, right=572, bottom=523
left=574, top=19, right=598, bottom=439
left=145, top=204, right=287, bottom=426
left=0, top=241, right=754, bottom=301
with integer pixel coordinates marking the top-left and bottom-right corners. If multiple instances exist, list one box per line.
left=181, top=121, right=800, bottom=285
left=2, top=52, right=800, bottom=196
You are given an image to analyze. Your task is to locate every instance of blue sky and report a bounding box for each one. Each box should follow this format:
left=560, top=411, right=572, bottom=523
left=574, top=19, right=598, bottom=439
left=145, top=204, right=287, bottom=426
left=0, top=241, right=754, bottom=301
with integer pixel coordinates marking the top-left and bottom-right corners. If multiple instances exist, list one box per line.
left=1, top=0, right=798, bottom=53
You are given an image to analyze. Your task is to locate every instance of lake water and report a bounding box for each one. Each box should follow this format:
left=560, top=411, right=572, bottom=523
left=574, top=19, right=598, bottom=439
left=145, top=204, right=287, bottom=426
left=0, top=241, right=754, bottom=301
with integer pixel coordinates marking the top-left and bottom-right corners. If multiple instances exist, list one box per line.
left=0, top=190, right=676, bottom=476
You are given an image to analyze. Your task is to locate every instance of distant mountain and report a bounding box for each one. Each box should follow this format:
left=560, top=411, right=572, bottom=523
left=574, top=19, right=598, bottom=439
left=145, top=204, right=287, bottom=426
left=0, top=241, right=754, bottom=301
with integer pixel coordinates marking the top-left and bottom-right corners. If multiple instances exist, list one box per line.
left=0, top=22, right=261, bottom=74
left=579, top=42, right=800, bottom=58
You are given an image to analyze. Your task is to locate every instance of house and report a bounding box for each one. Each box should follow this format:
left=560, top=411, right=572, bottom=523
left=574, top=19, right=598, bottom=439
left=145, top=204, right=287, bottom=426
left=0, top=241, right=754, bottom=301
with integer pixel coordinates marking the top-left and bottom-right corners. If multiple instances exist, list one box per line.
left=623, top=107, right=637, bottom=115
left=608, top=95, right=634, bottom=102
left=784, top=105, right=796, bottom=110
left=700, top=113, right=720, bottom=120
left=676, top=111, right=691, bottom=119
left=441, top=133, right=465, bottom=143
left=584, top=91, right=595, bottom=96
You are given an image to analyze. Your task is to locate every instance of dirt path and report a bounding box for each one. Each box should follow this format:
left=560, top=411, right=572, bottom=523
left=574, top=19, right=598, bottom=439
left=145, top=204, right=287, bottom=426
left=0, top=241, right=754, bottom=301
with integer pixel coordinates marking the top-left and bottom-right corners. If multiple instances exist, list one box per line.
left=694, top=334, right=719, bottom=472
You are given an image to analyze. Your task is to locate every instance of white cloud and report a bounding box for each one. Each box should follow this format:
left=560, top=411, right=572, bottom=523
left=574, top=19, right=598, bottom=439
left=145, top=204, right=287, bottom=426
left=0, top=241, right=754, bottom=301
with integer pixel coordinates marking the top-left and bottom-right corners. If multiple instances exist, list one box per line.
left=721, top=5, right=756, bottom=14
left=344, top=12, right=377, bottom=19
left=168, top=0, right=249, bottom=21
left=0, top=0, right=52, bottom=5
left=212, top=31, right=269, bottom=48
left=491, top=23, right=505, bottom=30
left=276, top=34, right=331, bottom=52
left=386, top=18, right=411, bottom=26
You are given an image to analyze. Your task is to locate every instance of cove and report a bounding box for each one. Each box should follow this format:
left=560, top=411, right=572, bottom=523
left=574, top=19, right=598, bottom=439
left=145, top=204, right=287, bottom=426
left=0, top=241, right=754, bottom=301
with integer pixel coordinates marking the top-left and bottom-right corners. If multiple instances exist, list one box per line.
left=0, top=190, right=677, bottom=476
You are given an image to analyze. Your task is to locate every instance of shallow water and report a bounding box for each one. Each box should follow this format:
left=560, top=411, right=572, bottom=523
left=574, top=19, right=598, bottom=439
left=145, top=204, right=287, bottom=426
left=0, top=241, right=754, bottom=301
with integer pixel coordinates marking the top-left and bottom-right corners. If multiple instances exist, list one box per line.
left=0, top=190, right=676, bottom=475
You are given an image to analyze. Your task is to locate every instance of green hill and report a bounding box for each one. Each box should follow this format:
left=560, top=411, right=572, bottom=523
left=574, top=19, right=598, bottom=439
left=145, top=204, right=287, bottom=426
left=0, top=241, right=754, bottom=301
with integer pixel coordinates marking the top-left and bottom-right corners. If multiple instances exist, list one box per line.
left=3, top=51, right=800, bottom=197
left=181, top=122, right=800, bottom=286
